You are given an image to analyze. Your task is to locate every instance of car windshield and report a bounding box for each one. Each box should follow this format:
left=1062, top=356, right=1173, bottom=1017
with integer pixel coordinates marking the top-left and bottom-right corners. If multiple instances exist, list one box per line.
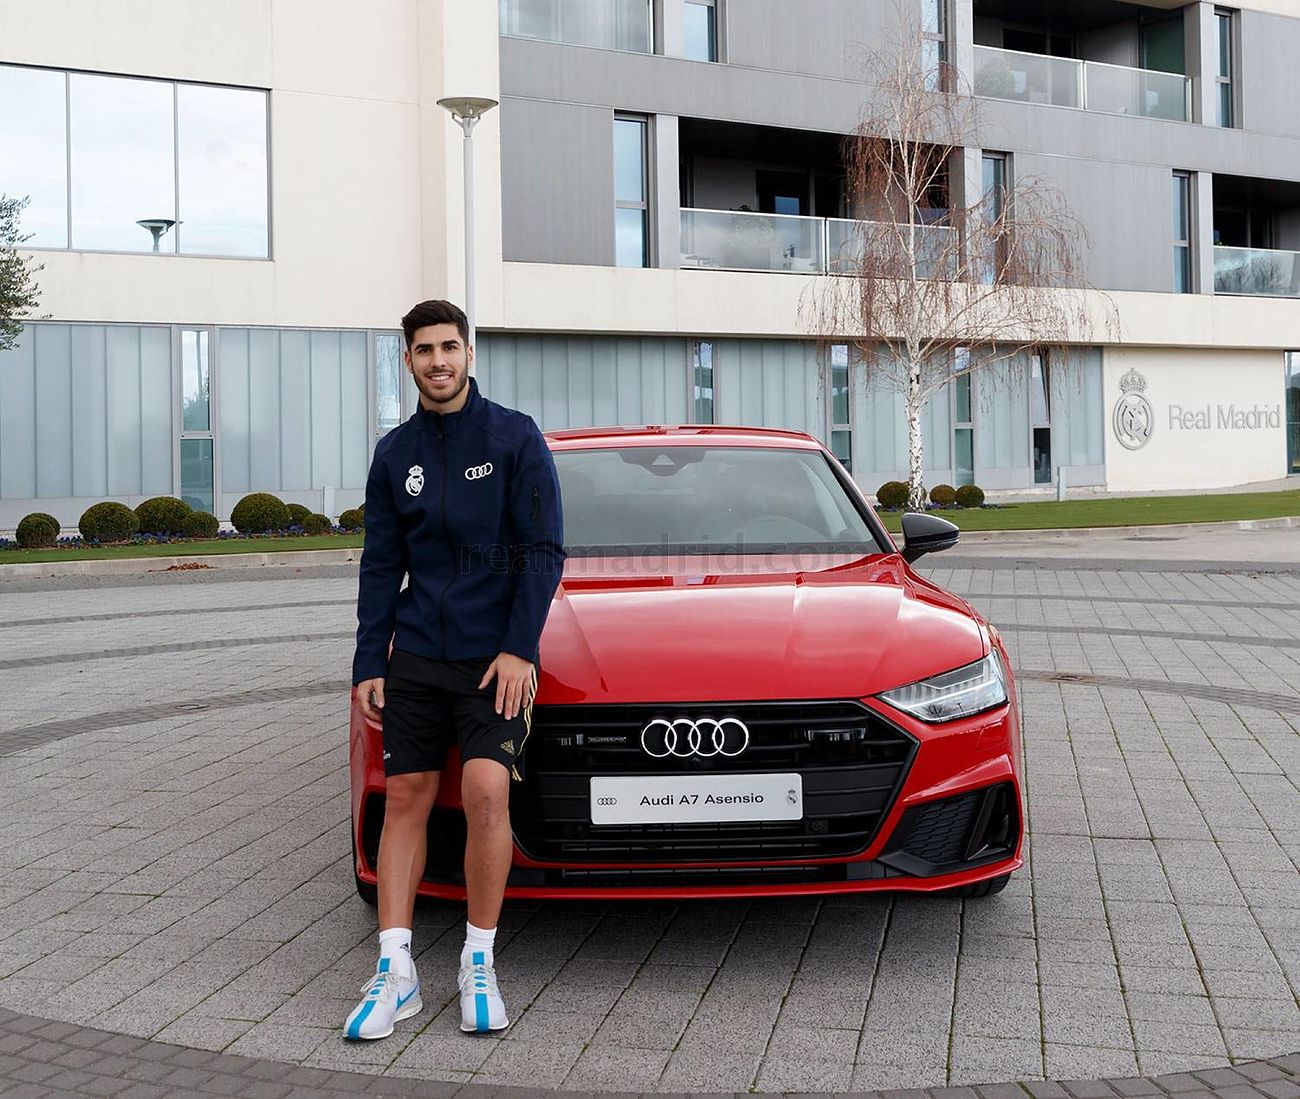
left=554, top=445, right=885, bottom=556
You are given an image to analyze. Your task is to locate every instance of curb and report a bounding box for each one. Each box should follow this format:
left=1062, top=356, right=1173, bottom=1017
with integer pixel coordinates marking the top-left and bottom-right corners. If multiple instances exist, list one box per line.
left=0, top=546, right=362, bottom=580
left=1, top=515, right=1296, bottom=579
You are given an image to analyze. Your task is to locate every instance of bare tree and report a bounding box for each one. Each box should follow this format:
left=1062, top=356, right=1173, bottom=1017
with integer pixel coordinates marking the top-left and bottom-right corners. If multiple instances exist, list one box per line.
left=805, top=18, right=1115, bottom=511
left=1, top=195, right=43, bottom=352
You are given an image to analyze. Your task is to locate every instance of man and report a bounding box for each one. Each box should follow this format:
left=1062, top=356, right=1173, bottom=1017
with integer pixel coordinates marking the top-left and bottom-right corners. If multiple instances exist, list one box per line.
left=346, top=299, right=564, bottom=1040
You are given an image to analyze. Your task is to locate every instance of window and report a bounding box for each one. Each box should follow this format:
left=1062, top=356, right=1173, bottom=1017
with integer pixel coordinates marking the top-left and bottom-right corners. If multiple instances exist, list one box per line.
left=828, top=344, right=852, bottom=471
left=0, top=63, right=269, bottom=257
left=1173, top=171, right=1193, bottom=293
left=1029, top=352, right=1052, bottom=485
left=375, top=334, right=404, bottom=435
left=981, top=152, right=1009, bottom=284
left=954, top=349, right=974, bottom=487
left=922, top=0, right=948, bottom=90
left=1215, top=8, right=1235, bottom=127
left=498, top=0, right=653, bottom=53
left=614, top=115, right=649, bottom=267
left=179, top=329, right=215, bottom=513
left=1286, top=352, right=1300, bottom=475
left=693, top=340, right=715, bottom=423
left=684, top=0, right=718, bottom=62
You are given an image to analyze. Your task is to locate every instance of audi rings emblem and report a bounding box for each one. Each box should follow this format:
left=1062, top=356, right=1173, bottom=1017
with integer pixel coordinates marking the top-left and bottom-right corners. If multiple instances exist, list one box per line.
left=640, top=717, right=750, bottom=759
left=464, top=462, right=494, bottom=480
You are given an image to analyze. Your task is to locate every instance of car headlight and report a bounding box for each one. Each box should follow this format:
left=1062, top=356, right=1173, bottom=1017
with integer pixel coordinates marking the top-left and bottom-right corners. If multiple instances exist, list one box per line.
left=877, top=652, right=1008, bottom=723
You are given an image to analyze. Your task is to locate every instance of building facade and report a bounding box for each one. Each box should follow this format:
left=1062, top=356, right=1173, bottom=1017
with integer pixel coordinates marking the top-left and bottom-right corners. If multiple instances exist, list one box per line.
left=2, top=0, right=1299, bottom=530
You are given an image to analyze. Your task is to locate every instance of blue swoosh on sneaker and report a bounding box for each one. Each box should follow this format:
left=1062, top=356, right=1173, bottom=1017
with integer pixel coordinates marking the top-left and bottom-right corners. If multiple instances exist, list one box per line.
left=397, top=985, right=418, bottom=1009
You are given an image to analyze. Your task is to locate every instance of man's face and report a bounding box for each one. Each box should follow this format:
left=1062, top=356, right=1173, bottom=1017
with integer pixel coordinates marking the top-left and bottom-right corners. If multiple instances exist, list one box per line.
left=406, top=322, right=473, bottom=408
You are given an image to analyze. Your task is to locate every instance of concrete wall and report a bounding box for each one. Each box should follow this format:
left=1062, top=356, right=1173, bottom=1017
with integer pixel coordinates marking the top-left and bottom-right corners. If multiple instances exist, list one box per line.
left=722, top=0, right=905, bottom=81
left=1239, top=9, right=1300, bottom=139
left=1103, top=346, right=1288, bottom=490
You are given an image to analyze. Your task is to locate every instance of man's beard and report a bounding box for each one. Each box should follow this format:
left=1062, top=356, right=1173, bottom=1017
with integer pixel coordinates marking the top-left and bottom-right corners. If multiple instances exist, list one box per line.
left=415, top=366, right=469, bottom=408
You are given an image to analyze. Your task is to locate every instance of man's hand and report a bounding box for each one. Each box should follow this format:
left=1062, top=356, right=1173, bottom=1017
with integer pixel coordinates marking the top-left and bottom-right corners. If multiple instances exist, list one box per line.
left=357, top=677, right=385, bottom=723
left=478, top=653, right=535, bottom=720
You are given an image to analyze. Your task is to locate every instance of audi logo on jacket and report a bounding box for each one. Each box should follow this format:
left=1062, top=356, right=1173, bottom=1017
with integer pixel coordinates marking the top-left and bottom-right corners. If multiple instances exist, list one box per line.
left=351, top=377, right=566, bottom=685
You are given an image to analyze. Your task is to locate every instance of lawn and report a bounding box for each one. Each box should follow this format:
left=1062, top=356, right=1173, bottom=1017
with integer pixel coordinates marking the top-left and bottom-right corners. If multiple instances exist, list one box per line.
left=0, top=533, right=365, bottom=565
left=878, top=489, right=1300, bottom=533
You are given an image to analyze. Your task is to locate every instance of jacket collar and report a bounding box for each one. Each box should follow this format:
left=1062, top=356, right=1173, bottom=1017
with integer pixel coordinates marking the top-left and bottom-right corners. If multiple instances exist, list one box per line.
left=415, top=374, right=481, bottom=432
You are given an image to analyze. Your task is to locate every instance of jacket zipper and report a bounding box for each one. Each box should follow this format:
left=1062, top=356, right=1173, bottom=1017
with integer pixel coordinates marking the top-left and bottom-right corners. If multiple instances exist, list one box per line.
left=436, top=418, right=452, bottom=656
left=531, top=486, right=540, bottom=524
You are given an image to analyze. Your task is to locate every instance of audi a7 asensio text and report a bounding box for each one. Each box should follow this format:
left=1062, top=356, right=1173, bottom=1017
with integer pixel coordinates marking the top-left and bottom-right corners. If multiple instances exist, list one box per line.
left=350, top=426, right=1024, bottom=900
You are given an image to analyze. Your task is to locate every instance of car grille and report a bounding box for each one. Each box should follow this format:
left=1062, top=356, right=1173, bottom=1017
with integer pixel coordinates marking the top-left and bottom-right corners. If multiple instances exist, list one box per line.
left=509, top=700, right=916, bottom=864
left=878, top=782, right=1020, bottom=876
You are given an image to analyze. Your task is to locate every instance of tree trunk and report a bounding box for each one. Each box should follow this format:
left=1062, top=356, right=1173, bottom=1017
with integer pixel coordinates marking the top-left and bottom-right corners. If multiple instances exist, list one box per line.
left=906, top=365, right=926, bottom=511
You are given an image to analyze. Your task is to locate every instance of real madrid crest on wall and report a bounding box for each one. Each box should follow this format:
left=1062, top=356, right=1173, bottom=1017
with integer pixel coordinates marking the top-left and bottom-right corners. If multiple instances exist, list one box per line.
left=1112, top=368, right=1154, bottom=451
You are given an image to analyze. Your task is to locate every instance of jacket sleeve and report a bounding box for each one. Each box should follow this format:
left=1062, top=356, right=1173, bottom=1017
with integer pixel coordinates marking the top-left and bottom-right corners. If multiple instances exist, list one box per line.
left=352, top=447, right=407, bottom=684
left=500, top=419, right=566, bottom=663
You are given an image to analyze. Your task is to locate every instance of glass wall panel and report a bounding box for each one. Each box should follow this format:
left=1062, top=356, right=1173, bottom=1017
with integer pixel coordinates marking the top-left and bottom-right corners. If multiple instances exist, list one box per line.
left=177, top=84, right=269, bottom=257
left=376, top=333, right=404, bottom=432
left=1286, top=351, right=1300, bottom=475
left=180, top=438, right=214, bottom=513
left=0, top=323, right=173, bottom=502
left=693, top=340, right=714, bottom=423
left=182, top=330, right=210, bottom=431
left=615, top=207, right=647, bottom=267
left=0, top=65, right=69, bottom=247
left=499, top=0, right=652, bottom=52
left=70, top=74, right=176, bottom=252
left=614, top=118, right=645, bottom=202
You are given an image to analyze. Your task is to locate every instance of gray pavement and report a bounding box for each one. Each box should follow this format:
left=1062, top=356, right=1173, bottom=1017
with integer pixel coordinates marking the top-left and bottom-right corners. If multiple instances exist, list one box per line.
left=0, top=536, right=1297, bottom=1092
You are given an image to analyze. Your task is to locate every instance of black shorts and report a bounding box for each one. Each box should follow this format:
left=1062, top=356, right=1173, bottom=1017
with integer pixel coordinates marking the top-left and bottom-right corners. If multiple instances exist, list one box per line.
left=380, top=649, right=535, bottom=781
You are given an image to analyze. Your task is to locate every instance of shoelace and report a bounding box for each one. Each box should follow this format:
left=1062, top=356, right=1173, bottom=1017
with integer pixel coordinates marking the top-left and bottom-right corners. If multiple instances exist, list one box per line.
left=459, top=962, right=499, bottom=996
left=360, top=969, right=398, bottom=1003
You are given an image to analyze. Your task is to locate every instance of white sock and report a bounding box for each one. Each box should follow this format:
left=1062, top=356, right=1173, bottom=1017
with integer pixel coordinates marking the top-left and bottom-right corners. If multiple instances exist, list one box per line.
left=462, top=921, right=496, bottom=965
left=378, top=927, right=414, bottom=978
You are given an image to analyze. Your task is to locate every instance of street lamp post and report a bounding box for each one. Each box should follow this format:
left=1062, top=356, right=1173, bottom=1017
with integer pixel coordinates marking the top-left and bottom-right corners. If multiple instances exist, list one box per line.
left=436, top=96, right=498, bottom=352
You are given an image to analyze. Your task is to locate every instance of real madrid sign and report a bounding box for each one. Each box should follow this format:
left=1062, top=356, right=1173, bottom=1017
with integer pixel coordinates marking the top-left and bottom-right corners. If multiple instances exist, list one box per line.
left=1112, top=368, right=1154, bottom=450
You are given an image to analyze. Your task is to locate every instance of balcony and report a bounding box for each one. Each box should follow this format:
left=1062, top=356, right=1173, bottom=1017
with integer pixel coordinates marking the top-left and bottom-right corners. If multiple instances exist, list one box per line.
left=1214, top=247, right=1300, bottom=298
left=973, top=44, right=1190, bottom=122
left=679, top=209, right=954, bottom=277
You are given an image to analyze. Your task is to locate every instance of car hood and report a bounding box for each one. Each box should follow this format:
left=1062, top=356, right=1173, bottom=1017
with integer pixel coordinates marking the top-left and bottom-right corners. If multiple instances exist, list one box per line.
left=538, top=553, right=986, bottom=704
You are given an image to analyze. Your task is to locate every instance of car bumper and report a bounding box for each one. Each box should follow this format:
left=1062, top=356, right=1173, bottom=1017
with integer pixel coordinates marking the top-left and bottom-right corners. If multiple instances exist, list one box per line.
left=349, top=685, right=1024, bottom=901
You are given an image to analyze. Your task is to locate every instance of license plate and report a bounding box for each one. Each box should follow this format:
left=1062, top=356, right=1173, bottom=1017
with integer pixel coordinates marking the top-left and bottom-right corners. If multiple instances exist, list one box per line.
left=590, top=773, right=803, bottom=826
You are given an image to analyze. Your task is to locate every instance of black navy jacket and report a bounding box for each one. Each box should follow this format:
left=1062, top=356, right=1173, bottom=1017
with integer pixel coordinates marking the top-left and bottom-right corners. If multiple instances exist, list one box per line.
left=352, top=377, right=565, bottom=685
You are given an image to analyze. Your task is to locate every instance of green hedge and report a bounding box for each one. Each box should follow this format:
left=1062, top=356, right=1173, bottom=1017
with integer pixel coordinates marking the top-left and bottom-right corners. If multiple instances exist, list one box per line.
left=929, top=484, right=957, bottom=507
left=955, top=484, right=986, bottom=508
left=338, top=506, right=365, bottom=531
left=230, top=493, right=290, bottom=534
left=286, top=503, right=312, bottom=527
left=182, top=511, right=220, bottom=539
left=16, top=513, right=60, bottom=549
left=135, top=496, right=192, bottom=534
left=79, top=502, right=139, bottom=543
left=302, top=512, right=332, bottom=535
left=876, top=481, right=909, bottom=510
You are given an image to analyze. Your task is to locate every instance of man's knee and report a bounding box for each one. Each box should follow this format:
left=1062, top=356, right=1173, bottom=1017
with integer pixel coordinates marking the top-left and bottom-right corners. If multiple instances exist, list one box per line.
left=384, top=772, right=438, bottom=819
left=461, top=761, right=510, bottom=830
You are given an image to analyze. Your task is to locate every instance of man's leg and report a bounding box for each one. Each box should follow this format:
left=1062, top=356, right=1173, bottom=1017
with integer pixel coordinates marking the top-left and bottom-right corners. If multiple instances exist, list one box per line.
left=377, top=770, right=440, bottom=930
left=460, top=759, right=512, bottom=929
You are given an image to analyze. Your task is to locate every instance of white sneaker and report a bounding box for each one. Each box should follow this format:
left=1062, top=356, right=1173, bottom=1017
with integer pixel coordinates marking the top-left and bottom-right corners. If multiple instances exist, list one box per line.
left=344, top=957, right=421, bottom=1040
left=459, top=951, right=508, bottom=1033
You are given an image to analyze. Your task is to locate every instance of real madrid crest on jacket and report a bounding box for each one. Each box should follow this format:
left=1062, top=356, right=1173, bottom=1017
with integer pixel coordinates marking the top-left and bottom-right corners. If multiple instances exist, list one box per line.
left=352, top=376, right=565, bottom=685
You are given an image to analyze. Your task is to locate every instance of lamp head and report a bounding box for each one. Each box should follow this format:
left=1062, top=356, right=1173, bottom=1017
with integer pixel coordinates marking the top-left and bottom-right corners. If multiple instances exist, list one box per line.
left=436, top=96, right=498, bottom=122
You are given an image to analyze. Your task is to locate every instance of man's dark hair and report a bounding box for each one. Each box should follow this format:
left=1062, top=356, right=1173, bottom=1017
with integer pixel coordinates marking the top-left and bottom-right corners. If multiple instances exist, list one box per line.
left=401, top=299, right=468, bottom=349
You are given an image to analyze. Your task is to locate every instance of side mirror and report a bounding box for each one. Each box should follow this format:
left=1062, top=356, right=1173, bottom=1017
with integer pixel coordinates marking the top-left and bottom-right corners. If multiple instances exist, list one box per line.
left=899, top=512, right=959, bottom=563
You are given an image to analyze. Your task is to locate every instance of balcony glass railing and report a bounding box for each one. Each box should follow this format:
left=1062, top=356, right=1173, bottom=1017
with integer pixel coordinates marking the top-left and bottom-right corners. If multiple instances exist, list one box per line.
left=1214, top=246, right=1300, bottom=297
left=973, top=44, right=1190, bottom=122
left=680, top=208, right=825, bottom=273
left=826, top=218, right=954, bottom=278
left=499, top=0, right=652, bottom=52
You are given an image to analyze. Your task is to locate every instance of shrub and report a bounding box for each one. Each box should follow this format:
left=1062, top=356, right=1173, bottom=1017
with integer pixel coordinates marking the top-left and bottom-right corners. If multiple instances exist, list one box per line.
left=135, top=496, right=192, bottom=534
left=79, top=501, right=139, bottom=543
left=182, top=511, right=219, bottom=539
left=230, top=492, right=291, bottom=534
left=929, top=484, right=957, bottom=508
left=955, top=484, right=986, bottom=508
left=338, top=507, right=365, bottom=531
left=16, top=513, right=59, bottom=549
left=286, top=503, right=312, bottom=527
left=875, top=481, right=909, bottom=510
left=302, top=512, right=332, bottom=535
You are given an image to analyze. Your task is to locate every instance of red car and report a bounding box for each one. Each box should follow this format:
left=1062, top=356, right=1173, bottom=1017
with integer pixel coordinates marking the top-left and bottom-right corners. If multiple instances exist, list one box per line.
left=350, top=426, right=1023, bottom=901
